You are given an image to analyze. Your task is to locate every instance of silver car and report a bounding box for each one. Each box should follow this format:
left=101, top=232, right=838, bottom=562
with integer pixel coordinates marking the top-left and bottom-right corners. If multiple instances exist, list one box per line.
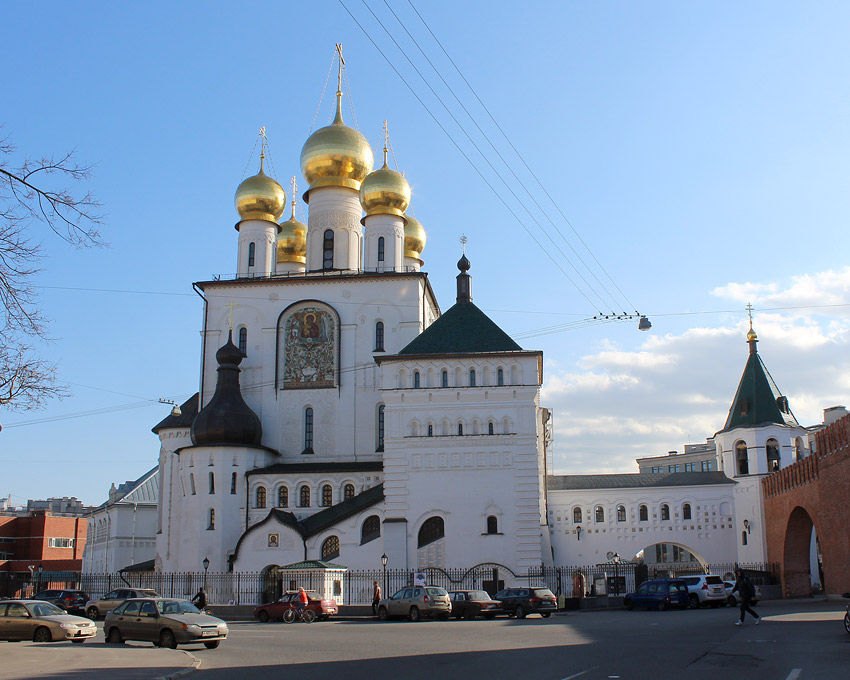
left=104, top=597, right=228, bottom=649
left=0, top=600, right=97, bottom=643
left=377, top=586, right=451, bottom=621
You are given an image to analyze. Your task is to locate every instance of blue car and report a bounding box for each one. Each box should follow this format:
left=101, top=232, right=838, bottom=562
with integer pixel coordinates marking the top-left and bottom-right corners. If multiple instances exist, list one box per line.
left=624, top=579, right=689, bottom=611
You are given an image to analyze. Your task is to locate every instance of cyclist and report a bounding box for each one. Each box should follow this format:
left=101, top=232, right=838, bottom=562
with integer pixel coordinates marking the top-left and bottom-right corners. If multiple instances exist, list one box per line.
left=295, top=587, right=309, bottom=618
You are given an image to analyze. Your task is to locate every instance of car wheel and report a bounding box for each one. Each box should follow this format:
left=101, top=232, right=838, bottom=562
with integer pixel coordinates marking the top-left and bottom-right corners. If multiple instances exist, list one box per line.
left=514, top=605, right=526, bottom=619
left=378, top=606, right=388, bottom=621
left=33, top=627, right=52, bottom=643
left=257, top=610, right=270, bottom=623
left=302, top=609, right=316, bottom=624
left=408, top=607, right=421, bottom=622
left=657, top=600, right=667, bottom=612
left=540, top=612, right=551, bottom=618
left=688, top=594, right=700, bottom=610
left=107, top=627, right=124, bottom=645
left=625, top=599, right=634, bottom=611
left=86, top=607, right=99, bottom=620
left=282, top=609, right=296, bottom=624
left=844, top=613, right=850, bottom=635
left=159, top=629, right=177, bottom=649
left=204, top=640, right=220, bottom=649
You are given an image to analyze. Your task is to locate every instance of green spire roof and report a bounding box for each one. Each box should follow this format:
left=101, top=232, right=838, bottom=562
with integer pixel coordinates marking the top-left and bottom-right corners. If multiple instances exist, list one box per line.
left=722, top=349, right=798, bottom=431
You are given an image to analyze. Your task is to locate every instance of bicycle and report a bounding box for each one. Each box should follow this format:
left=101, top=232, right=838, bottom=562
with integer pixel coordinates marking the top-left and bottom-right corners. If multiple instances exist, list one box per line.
left=282, top=606, right=315, bottom=624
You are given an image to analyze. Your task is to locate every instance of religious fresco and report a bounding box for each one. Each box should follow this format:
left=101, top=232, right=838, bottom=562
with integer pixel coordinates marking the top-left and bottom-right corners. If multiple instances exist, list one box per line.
left=281, top=307, right=337, bottom=389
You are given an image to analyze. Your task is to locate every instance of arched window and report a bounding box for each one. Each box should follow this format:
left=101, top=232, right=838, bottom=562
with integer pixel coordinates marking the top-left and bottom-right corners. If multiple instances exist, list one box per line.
left=361, top=515, right=380, bottom=544
left=248, top=241, right=255, bottom=267
left=573, top=507, right=582, bottom=523
left=488, top=421, right=494, bottom=435
left=486, top=515, right=498, bottom=534
left=377, top=405, right=385, bottom=451
left=299, top=485, right=310, bottom=507
left=457, top=422, right=463, bottom=436
left=189, top=473, right=196, bottom=495
left=256, top=486, right=266, bottom=508
left=413, top=371, right=420, bottom=388
left=323, top=229, right=334, bottom=270
left=441, top=370, right=448, bottom=388
left=321, top=484, right=333, bottom=507
left=238, top=327, right=247, bottom=356
left=427, top=424, right=433, bottom=437
left=321, top=535, right=340, bottom=561
left=661, top=504, right=670, bottom=520
left=277, top=486, right=288, bottom=508
left=766, top=438, right=781, bottom=472
left=418, top=516, right=445, bottom=548
left=304, top=408, right=314, bottom=453
left=617, top=505, right=626, bottom=522
left=208, top=508, right=215, bottom=530
left=795, top=437, right=805, bottom=462
left=469, top=369, right=476, bottom=387
left=736, top=441, right=749, bottom=475
left=230, top=472, right=237, bottom=494
left=742, top=531, right=748, bottom=546
left=497, top=368, right=504, bottom=386
left=344, top=483, right=355, bottom=500
left=595, top=506, right=604, bottom=523
left=208, top=472, right=215, bottom=494
left=375, top=322, right=384, bottom=351
left=683, top=503, right=692, bottom=520
left=377, top=236, right=385, bottom=262
left=639, top=505, right=648, bottom=521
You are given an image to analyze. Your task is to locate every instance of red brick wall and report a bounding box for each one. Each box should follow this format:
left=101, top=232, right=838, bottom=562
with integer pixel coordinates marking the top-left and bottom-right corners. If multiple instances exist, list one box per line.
left=0, top=514, right=86, bottom=572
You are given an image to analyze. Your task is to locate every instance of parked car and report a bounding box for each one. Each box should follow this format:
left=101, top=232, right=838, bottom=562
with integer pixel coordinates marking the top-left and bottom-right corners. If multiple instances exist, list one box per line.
left=493, top=587, right=557, bottom=619
left=843, top=593, right=850, bottom=636
left=723, top=580, right=762, bottom=606
left=86, top=588, right=159, bottom=620
left=0, top=600, right=97, bottom=643
left=447, top=590, right=502, bottom=620
left=104, top=597, right=228, bottom=649
left=32, top=589, right=89, bottom=616
left=377, top=586, right=451, bottom=621
left=624, top=579, right=689, bottom=611
left=680, top=575, right=727, bottom=609
left=253, top=590, right=338, bottom=622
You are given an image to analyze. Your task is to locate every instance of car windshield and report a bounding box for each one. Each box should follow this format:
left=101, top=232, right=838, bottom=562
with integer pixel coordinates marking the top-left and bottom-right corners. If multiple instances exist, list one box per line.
left=30, top=602, right=64, bottom=616
left=466, top=591, right=492, bottom=600
left=157, top=600, right=201, bottom=615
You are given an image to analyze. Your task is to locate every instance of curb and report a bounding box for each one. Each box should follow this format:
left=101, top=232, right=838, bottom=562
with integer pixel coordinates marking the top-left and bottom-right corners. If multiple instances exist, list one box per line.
left=154, top=651, right=201, bottom=680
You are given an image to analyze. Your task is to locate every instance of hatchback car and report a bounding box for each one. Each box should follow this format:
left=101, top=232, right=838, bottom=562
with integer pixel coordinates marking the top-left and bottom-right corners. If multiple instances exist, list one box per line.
left=494, top=587, right=558, bottom=619
left=32, top=589, right=89, bottom=616
left=86, top=588, right=159, bottom=619
left=680, top=575, right=727, bottom=608
left=253, top=590, right=338, bottom=622
left=377, top=586, right=451, bottom=621
left=0, top=600, right=97, bottom=643
left=624, top=579, right=689, bottom=611
left=104, top=597, right=228, bottom=649
left=448, top=590, right=502, bottom=620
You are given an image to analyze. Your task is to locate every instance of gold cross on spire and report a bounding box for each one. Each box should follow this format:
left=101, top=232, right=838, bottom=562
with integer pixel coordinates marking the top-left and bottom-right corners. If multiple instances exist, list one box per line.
left=460, top=234, right=468, bottom=254
left=290, top=176, right=298, bottom=216
left=335, top=43, right=345, bottom=93
left=382, top=119, right=389, bottom=165
left=259, top=126, right=267, bottom=170
left=225, top=300, right=238, bottom=331
left=746, top=302, right=754, bottom=330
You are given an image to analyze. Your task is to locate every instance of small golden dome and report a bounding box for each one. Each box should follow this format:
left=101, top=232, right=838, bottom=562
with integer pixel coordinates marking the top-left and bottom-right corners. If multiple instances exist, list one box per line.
left=277, top=207, right=307, bottom=264
left=235, top=159, right=286, bottom=223
left=747, top=328, right=758, bottom=342
left=403, top=213, right=426, bottom=260
left=360, top=151, right=411, bottom=218
left=300, top=93, right=374, bottom=197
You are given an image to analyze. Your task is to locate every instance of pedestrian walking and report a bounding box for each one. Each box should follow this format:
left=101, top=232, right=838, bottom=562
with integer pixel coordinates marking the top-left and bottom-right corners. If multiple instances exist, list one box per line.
left=732, top=568, right=760, bottom=625
left=372, top=580, right=382, bottom=616
left=191, top=587, right=207, bottom=610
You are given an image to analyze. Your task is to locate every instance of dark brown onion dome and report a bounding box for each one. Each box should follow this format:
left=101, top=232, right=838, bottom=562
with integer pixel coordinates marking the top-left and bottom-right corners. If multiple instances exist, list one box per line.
left=191, top=330, right=262, bottom=446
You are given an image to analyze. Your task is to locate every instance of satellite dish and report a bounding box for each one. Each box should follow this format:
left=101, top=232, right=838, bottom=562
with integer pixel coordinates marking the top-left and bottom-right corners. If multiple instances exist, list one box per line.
left=606, top=551, right=615, bottom=561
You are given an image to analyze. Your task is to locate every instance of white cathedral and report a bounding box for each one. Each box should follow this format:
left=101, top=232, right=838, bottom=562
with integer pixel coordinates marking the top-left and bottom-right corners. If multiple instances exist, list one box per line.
left=149, top=62, right=840, bottom=581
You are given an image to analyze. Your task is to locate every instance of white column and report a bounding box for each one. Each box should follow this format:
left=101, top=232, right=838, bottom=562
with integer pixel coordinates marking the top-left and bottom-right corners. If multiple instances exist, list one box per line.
left=237, top=220, right=278, bottom=277
left=363, top=214, right=404, bottom=272
left=305, top=187, right=363, bottom=272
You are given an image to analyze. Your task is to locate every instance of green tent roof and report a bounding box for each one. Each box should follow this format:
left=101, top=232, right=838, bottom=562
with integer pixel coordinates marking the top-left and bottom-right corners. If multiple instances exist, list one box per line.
left=398, top=301, right=521, bottom=355
left=722, top=350, right=799, bottom=431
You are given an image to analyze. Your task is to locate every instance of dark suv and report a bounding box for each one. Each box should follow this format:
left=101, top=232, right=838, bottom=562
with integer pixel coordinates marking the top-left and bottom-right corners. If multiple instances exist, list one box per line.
left=32, top=589, right=89, bottom=616
left=494, top=587, right=557, bottom=619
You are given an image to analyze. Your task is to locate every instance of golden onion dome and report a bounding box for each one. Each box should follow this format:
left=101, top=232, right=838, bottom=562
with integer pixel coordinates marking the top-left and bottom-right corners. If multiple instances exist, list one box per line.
left=360, top=150, right=411, bottom=218
left=300, top=93, right=374, bottom=198
left=234, top=158, right=286, bottom=223
left=403, top=213, right=427, bottom=260
left=747, top=327, right=758, bottom=342
left=277, top=204, right=307, bottom=264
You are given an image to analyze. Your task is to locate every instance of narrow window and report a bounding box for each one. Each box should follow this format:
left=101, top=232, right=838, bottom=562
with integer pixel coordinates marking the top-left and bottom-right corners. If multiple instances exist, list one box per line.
left=344, top=483, right=355, bottom=500
left=573, top=507, right=582, bottom=523
left=486, top=516, right=498, bottom=534
left=278, top=486, right=288, bottom=508
left=488, top=422, right=494, bottom=435
left=683, top=503, right=692, bottom=520
left=427, top=424, right=433, bottom=437
left=248, top=242, right=255, bottom=267
left=736, top=441, right=749, bottom=475
left=441, top=370, right=448, bottom=388
left=413, top=371, right=420, bottom=388
left=322, top=484, right=332, bottom=507
left=766, top=438, right=781, bottom=472
left=208, top=472, right=215, bottom=494
left=238, top=327, right=247, bottom=356
left=323, top=229, right=334, bottom=270
left=742, top=531, right=748, bottom=546
left=256, top=486, right=266, bottom=508
left=304, top=408, right=314, bottom=453
left=375, top=322, right=384, bottom=351
left=418, top=516, right=445, bottom=548
left=595, top=506, right=604, bottom=523
left=617, top=505, right=626, bottom=522
left=639, top=505, right=648, bottom=521
left=190, top=473, right=196, bottom=495
left=208, top=508, right=215, bottom=530
left=661, top=504, right=670, bottom=520
left=457, top=422, right=463, bottom=436
left=707, top=460, right=713, bottom=471
left=230, top=472, right=237, bottom=494
left=300, top=485, right=310, bottom=507
left=322, top=535, right=340, bottom=560
left=377, top=236, right=385, bottom=262
left=469, top=369, right=476, bottom=387
left=497, top=368, right=504, bottom=386
left=361, top=515, right=380, bottom=544
left=377, top=405, right=385, bottom=451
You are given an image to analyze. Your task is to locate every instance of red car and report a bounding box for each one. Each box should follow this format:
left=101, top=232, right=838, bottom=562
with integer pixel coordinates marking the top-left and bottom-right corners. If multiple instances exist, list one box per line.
left=253, top=591, right=338, bottom=622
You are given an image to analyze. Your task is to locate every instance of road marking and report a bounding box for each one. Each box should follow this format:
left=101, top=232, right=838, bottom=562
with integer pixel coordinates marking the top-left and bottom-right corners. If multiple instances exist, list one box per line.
left=560, top=668, right=594, bottom=680
left=785, top=670, right=802, bottom=680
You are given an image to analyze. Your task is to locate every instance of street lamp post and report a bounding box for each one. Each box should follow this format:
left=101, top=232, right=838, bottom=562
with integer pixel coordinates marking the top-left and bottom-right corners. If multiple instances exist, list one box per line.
left=36, top=564, right=44, bottom=596
left=202, top=556, right=210, bottom=591
left=380, top=553, right=388, bottom=598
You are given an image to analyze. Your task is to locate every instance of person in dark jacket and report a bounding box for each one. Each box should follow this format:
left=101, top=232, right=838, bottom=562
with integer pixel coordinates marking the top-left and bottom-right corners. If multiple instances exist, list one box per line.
left=191, top=587, right=207, bottom=610
left=732, top=568, right=760, bottom=625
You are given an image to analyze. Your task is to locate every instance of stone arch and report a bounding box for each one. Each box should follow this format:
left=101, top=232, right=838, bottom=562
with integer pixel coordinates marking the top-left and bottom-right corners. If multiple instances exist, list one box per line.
left=632, top=541, right=710, bottom=570
left=782, top=506, right=818, bottom=598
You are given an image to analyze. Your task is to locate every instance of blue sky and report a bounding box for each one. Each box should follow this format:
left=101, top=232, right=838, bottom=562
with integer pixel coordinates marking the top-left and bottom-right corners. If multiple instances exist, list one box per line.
left=3, top=1, right=849, bottom=505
